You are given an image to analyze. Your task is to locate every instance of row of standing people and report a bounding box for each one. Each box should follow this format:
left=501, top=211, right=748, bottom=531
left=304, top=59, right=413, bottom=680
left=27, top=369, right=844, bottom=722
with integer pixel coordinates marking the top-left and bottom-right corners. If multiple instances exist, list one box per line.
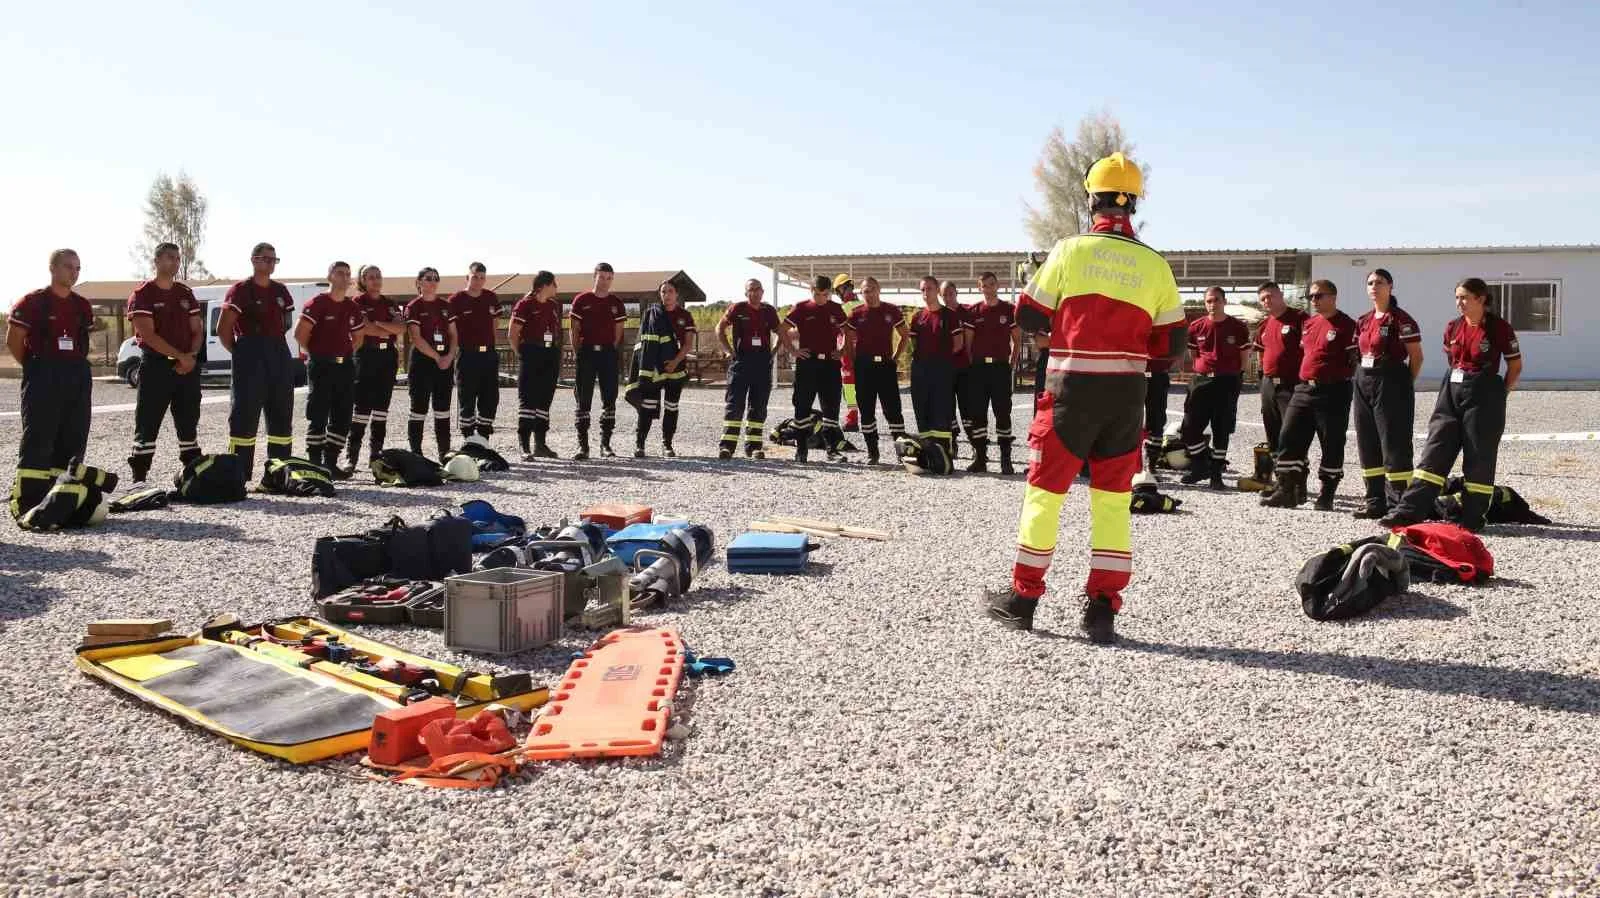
left=1158, top=272, right=1523, bottom=531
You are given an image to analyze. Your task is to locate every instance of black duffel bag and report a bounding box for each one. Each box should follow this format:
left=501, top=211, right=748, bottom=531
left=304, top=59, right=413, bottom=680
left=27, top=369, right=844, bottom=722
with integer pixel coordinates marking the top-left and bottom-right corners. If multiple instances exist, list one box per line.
left=311, top=527, right=393, bottom=599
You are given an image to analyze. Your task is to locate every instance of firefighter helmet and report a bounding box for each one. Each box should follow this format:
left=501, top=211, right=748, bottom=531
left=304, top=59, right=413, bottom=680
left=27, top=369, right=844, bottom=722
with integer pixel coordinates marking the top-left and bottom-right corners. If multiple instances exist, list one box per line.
left=1084, top=152, right=1143, bottom=205
left=832, top=273, right=853, bottom=290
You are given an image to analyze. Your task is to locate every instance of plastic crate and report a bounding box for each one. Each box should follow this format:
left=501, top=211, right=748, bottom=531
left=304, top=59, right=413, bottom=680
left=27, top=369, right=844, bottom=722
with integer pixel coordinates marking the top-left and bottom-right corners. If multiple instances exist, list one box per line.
left=444, top=568, right=564, bottom=654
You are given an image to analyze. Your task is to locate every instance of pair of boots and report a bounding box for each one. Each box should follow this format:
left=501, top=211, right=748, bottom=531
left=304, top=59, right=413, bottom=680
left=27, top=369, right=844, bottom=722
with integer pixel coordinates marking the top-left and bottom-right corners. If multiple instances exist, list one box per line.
left=574, top=428, right=615, bottom=461
left=1180, top=453, right=1227, bottom=490
left=963, top=440, right=1017, bottom=475
left=1261, top=472, right=1340, bottom=510
left=518, top=425, right=559, bottom=460
left=1237, top=444, right=1274, bottom=493
left=985, top=590, right=1117, bottom=644
left=409, top=419, right=453, bottom=459
left=309, top=444, right=352, bottom=480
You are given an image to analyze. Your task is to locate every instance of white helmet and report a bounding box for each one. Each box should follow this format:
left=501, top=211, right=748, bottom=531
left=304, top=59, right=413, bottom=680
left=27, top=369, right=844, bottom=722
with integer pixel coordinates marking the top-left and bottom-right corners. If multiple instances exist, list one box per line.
left=443, top=455, right=480, bottom=482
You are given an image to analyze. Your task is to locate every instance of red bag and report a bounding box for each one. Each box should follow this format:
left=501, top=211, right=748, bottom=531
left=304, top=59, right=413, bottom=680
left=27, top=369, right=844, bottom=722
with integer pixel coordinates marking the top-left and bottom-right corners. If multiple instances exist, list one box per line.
left=418, top=711, right=515, bottom=761
left=1393, top=522, right=1494, bottom=583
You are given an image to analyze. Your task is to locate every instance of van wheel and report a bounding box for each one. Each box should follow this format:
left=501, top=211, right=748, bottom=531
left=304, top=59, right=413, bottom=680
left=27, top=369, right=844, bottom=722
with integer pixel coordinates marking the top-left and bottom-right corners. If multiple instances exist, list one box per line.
left=125, top=361, right=142, bottom=389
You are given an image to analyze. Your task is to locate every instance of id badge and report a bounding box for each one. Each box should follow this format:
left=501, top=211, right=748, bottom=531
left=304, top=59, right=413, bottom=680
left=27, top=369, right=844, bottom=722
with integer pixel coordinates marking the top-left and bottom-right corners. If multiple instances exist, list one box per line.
left=57, top=334, right=75, bottom=351
left=433, top=331, right=444, bottom=344
left=752, top=338, right=763, bottom=347
left=1361, top=355, right=1375, bottom=369
left=1450, top=369, right=1465, bottom=383
left=543, top=332, right=554, bottom=345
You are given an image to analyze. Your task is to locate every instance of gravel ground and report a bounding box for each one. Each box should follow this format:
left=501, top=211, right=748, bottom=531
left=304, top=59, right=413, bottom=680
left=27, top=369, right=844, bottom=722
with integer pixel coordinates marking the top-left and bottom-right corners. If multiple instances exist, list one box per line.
left=1, top=382, right=1598, bottom=897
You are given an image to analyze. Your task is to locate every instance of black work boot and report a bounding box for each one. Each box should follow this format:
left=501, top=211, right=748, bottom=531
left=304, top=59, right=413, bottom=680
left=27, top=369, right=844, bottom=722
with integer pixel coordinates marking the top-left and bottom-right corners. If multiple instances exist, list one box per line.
left=600, top=433, right=617, bottom=459
left=1144, top=442, right=1163, bottom=473
left=794, top=441, right=809, bottom=463
left=127, top=456, right=152, bottom=486
left=1261, top=471, right=1307, bottom=508
left=1207, top=456, right=1226, bottom=490
left=574, top=430, right=591, bottom=461
left=966, top=440, right=989, bottom=473
left=1180, top=452, right=1210, bottom=484
left=1314, top=476, right=1339, bottom=511
left=533, top=430, right=558, bottom=459
left=865, top=438, right=879, bottom=466
left=985, top=590, right=1038, bottom=632
left=1080, top=594, right=1117, bottom=645
left=999, top=443, right=1016, bottom=476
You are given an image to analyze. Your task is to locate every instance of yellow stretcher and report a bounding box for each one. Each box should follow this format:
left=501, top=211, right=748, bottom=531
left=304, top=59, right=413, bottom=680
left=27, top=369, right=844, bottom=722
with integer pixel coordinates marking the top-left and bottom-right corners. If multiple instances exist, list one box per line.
left=76, top=617, right=548, bottom=764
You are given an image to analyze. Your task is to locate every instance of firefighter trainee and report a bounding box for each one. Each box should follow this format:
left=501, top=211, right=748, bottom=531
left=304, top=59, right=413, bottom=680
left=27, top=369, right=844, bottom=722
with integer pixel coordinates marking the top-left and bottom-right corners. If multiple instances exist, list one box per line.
left=8, top=249, right=97, bottom=520
left=125, top=242, right=203, bottom=484
left=1382, top=277, right=1523, bottom=531
left=1260, top=279, right=1358, bottom=510
left=345, top=265, right=405, bottom=470
left=961, top=271, right=1022, bottom=475
left=717, top=279, right=782, bottom=460
left=784, top=275, right=851, bottom=463
left=1241, top=281, right=1308, bottom=492
left=404, top=267, right=457, bottom=457
left=1177, top=286, right=1249, bottom=489
left=448, top=261, right=503, bottom=443
left=217, top=242, right=296, bottom=481
left=569, top=262, right=627, bottom=459
left=842, top=275, right=910, bottom=465
left=989, top=152, right=1185, bottom=643
left=632, top=280, right=695, bottom=458
left=907, top=276, right=965, bottom=462
left=293, top=261, right=370, bottom=479
left=1351, top=268, right=1423, bottom=519
left=510, top=270, right=563, bottom=460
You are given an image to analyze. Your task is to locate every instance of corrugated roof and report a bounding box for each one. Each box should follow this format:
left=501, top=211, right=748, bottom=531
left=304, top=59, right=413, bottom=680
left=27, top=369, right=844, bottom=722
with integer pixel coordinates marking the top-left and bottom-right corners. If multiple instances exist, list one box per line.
left=72, top=269, right=706, bottom=305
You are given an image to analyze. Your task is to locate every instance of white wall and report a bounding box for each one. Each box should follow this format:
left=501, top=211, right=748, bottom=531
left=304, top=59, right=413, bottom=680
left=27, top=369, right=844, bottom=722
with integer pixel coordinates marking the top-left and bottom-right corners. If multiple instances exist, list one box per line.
left=1310, top=249, right=1600, bottom=381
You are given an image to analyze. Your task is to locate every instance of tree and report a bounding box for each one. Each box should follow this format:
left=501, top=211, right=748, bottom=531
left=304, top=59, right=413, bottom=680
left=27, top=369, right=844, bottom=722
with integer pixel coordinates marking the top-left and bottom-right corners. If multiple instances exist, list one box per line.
left=1023, top=109, right=1146, bottom=248
left=132, top=171, right=211, bottom=280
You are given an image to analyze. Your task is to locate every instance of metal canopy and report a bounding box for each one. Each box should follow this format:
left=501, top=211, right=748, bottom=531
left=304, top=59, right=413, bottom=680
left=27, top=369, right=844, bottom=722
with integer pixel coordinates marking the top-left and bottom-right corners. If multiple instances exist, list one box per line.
left=750, top=249, right=1312, bottom=295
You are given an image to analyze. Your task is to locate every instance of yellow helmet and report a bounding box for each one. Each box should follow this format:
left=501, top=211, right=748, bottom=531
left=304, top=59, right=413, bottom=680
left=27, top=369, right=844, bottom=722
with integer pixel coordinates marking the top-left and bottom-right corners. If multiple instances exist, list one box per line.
left=832, top=273, right=853, bottom=290
left=1084, top=152, right=1143, bottom=202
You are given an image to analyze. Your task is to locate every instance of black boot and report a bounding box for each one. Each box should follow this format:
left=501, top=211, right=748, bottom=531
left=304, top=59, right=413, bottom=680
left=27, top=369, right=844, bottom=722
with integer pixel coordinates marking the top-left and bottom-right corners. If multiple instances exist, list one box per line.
left=794, top=439, right=809, bottom=463
left=1144, top=442, right=1163, bottom=473
left=999, top=443, right=1016, bottom=476
left=966, top=440, right=989, bottom=473
left=1353, top=478, right=1387, bottom=519
left=1207, top=456, right=1226, bottom=490
left=518, top=421, right=534, bottom=459
left=574, top=429, right=591, bottom=461
left=408, top=420, right=424, bottom=455
left=127, top=455, right=152, bottom=486
left=1314, top=476, right=1339, bottom=511
left=368, top=421, right=386, bottom=461
left=1080, top=594, right=1117, bottom=644
left=865, top=437, right=879, bottom=466
left=1261, top=471, right=1306, bottom=507
left=1458, top=491, right=1490, bottom=533
left=346, top=422, right=367, bottom=468
left=1180, top=452, right=1211, bottom=484
left=985, top=589, right=1038, bottom=632
left=600, top=424, right=617, bottom=458
left=434, top=419, right=452, bottom=459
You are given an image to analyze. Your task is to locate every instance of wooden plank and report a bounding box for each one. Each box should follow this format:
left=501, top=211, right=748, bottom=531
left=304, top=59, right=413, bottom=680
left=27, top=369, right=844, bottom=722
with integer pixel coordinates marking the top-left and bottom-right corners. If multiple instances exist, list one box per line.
left=87, top=618, right=174, bottom=637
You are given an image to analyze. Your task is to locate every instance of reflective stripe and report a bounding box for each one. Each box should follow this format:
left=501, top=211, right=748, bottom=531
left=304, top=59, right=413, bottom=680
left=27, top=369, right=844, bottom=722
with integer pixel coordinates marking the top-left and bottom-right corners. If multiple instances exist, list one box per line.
left=1464, top=481, right=1495, bottom=495
left=1046, top=354, right=1147, bottom=375
left=1414, top=469, right=1448, bottom=487
left=1386, top=471, right=1413, bottom=483
left=1361, top=466, right=1386, bottom=478
left=228, top=437, right=257, bottom=448
left=1089, top=551, right=1133, bottom=573
left=1013, top=547, right=1054, bottom=570
left=266, top=436, right=294, bottom=446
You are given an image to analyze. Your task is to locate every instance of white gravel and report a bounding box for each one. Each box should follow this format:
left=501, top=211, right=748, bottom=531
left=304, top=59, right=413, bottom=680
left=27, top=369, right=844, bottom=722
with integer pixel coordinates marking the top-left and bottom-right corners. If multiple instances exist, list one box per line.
left=1, top=381, right=1598, bottom=897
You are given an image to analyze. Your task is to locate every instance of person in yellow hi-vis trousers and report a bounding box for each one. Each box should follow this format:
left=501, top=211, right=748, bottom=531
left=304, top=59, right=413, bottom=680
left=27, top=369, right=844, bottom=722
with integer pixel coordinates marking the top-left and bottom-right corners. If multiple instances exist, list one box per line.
left=987, top=153, right=1185, bottom=643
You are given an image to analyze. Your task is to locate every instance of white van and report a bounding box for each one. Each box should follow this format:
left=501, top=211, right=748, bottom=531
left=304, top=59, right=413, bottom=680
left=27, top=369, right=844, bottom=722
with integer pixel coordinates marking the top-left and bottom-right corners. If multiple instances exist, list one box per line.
left=116, top=281, right=328, bottom=387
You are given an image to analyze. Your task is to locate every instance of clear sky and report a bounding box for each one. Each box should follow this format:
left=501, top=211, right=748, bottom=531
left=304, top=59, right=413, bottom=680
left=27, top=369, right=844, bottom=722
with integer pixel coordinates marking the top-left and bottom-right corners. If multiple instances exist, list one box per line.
left=3, top=1, right=1597, bottom=305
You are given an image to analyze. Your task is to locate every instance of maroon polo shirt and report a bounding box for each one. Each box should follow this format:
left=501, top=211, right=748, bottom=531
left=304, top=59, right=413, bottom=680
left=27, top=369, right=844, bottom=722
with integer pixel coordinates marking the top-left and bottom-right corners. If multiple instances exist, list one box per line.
left=570, top=291, right=627, bottom=346
left=511, top=297, right=563, bottom=348
left=127, top=281, right=200, bottom=352
left=964, top=300, right=1017, bottom=363
left=846, top=301, right=904, bottom=359
left=446, top=289, right=501, bottom=350
left=786, top=299, right=848, bottom=356
left=298, top=293, right=364, bottom=357
left=224, top=279, right=294, bottom=340
left=1299, top=312, right=1359, bottom=382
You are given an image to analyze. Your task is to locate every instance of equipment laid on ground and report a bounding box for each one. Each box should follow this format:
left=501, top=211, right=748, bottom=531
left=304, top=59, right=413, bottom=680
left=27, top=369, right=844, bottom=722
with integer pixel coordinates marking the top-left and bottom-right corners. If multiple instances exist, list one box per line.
left=1437, top=478, right=1552, bottom=526
left=318, top=578, right=444, bottom=625
left=749, top=515, right=888, bottom=541
left=369, top=697, right=457, bottom=766
left=606, top=521, right=689, bottom=564
left=896, top=436, right=951, bottom=475
left=444, top=568, right=564, bottom=654
left=523, top=627, right=685, bottom=761
left=76, top=617, right=546, bottom=763
left=108, top=486, right=171, bottom=513
left=259, top=457, right=336, bottom=497
left=312, top=514, right=473, bottom=599
left=1390, top=522, right=1494, bottom=584
left=626, top=524, right=716, bottom=610
left=172, top=454, right=248, bottom=504
left=456, top=499, right=527, bottom=550
left=726, top=531, right=814, bottom=574
left=81, top=618, right=176, bottom=647
left=370, top=448, right=446, bottom=487
left=444, top=438, right=511, bottom=473
left=17, top=461, right=116, bottom=531
left=1130, top=481, right=1182, bottom=514
left=1297, top=534, right=1412, bottom=621
left=580, top=503, right=653, bottom=531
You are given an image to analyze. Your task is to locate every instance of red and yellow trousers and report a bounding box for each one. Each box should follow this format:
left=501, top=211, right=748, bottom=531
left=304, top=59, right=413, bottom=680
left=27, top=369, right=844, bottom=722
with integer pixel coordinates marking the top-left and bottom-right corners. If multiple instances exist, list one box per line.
left=1013, top=376, right=1144, bottom=610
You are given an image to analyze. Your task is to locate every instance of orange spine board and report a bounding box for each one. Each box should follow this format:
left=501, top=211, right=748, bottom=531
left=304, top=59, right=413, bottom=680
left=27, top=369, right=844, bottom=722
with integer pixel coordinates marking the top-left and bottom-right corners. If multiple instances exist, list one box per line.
left=521, top=627, right=684, bottom=761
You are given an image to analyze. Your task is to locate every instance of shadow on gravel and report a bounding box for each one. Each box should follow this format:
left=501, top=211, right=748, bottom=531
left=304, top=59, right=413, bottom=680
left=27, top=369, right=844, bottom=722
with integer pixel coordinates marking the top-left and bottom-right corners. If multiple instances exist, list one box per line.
left=1366, top=592, right=1467, bottom=621
left=107, top=518, right=256, bottom=542
left=1485, top=525, right=1600, bottom=542
left=243, top=498, right=344, bottom=516
left=1120, top=639, right=1600, bottom=715
left=0, top=546, right=133, bottom=623
left=334, top=487, right=464, bottom=508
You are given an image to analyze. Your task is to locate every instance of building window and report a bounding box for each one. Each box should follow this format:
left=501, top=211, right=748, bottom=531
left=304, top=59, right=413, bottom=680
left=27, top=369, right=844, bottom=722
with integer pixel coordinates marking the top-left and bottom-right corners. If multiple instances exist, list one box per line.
left=1485, top=280, right=1560, bottom=334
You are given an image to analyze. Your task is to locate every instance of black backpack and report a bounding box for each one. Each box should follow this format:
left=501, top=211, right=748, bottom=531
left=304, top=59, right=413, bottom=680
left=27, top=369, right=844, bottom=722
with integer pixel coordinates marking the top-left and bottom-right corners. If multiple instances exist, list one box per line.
left=371, top=448, right=445, bottom=486
left=17, top=463, right=115, bottom=531
left=261, top=458, right=336, bottom=497
left=380, top=512, right=473, bottom=581
left=172, top=454, right=247, bottom=504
